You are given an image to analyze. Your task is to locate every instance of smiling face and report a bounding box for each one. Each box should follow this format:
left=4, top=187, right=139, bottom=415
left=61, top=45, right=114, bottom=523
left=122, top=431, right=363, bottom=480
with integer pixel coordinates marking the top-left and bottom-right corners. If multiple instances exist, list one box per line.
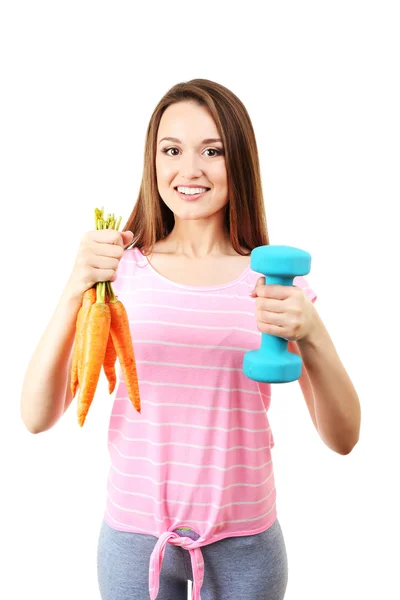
left=155, top=101, right=229, bottom=222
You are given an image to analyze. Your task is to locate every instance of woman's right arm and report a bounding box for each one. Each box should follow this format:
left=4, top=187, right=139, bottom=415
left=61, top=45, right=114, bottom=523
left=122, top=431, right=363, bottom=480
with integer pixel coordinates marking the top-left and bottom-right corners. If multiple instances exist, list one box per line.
left=20, top=281, right=84, bottom=434
left=20, top=228, right=134, bottom=434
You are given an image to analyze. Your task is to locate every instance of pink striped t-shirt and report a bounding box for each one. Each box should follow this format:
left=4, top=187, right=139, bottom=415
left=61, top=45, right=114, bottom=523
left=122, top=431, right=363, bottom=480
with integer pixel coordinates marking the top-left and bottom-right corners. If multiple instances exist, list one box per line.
left=103, top=246, right=317, bottom=599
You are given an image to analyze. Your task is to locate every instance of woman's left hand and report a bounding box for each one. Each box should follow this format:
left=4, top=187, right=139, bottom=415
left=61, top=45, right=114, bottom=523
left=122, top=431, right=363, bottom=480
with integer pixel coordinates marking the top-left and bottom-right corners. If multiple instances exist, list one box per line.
left=249, top=276, right=316, bottom=342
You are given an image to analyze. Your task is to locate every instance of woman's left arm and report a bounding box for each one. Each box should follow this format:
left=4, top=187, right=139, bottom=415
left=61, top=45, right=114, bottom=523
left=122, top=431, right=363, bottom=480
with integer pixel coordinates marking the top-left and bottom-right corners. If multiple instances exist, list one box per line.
left=251, top=278, right=361, bottom=456
left=293, top=305, right=361, bottom=455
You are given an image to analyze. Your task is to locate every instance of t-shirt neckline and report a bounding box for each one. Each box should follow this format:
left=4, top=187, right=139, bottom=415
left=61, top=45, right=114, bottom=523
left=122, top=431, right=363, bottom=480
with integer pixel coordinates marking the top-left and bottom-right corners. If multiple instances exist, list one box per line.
left=134, top=247, right=251, bottom=291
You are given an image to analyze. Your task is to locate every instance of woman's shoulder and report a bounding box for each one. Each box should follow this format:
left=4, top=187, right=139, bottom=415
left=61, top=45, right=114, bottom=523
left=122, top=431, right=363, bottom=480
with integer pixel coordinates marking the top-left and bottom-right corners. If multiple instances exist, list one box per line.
left=112, top=246, right=147, bottom=293
left=122, top=245, right=146, bottom=264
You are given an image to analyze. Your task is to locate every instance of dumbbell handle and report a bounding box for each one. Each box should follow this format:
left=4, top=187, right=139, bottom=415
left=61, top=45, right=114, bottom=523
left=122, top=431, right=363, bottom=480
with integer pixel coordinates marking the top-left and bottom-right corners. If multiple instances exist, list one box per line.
left=260, top=274, right=294, bottom=353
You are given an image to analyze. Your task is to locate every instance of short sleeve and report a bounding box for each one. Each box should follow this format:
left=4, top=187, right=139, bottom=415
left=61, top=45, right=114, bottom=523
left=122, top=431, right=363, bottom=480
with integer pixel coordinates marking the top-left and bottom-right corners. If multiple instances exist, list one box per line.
left=293, top=275, right=317, bottom=304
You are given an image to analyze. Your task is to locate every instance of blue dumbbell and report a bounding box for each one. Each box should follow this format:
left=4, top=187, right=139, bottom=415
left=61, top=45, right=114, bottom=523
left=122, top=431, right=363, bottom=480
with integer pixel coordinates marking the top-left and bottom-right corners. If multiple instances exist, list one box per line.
left=243, top=245, right=312, bottom=383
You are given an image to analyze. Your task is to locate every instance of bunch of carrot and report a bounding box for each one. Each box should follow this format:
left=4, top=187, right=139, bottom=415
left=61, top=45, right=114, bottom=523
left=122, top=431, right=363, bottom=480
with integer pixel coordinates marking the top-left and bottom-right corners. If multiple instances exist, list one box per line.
left=70, top=207, right=141, bottom=426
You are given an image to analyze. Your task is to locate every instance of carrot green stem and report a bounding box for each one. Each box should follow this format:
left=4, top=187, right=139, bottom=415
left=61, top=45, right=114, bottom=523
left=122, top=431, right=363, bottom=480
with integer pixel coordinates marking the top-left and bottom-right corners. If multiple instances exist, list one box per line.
left=93, top=206, right=122, bottom=304
left=107, top=281, right=117, bottom=303
left=101, top=281, right=106, bottom=303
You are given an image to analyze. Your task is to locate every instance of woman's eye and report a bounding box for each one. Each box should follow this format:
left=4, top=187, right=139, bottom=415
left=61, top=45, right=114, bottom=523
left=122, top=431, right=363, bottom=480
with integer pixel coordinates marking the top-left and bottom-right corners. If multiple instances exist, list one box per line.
left=163, top=147, right=179, bottom=156
left=205, top=148, right=223, bottom=157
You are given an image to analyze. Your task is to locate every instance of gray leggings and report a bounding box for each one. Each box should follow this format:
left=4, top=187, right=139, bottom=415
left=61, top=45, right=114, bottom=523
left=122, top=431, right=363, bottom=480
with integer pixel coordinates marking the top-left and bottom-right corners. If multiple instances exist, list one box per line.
left=97, top=518, right=288, bottom=599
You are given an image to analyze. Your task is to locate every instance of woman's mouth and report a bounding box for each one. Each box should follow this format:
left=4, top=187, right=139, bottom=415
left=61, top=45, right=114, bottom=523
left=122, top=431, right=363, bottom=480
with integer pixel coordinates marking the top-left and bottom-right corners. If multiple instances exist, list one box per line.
left=174, top=187, right=210, bottom=201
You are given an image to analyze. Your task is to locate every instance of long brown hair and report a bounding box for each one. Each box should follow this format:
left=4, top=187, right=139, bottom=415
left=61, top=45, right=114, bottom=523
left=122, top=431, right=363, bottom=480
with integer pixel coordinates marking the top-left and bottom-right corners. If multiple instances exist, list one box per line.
left=123, top=79, right=269, bottom=255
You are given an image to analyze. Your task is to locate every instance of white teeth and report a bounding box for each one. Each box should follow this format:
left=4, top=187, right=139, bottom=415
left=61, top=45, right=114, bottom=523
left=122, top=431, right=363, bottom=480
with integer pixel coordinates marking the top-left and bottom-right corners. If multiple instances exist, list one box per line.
left=176, top=186, right=209, bottom=195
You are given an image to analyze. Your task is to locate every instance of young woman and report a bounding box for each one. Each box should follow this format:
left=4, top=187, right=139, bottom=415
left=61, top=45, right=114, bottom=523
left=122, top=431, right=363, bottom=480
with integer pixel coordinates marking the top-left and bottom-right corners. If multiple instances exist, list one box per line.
left=21, top=79, right=361, bottom=600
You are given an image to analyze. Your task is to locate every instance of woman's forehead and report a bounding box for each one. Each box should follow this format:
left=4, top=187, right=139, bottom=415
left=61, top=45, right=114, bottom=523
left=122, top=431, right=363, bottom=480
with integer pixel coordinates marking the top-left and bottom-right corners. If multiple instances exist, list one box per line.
left=157, top=102, right=220, bottom=142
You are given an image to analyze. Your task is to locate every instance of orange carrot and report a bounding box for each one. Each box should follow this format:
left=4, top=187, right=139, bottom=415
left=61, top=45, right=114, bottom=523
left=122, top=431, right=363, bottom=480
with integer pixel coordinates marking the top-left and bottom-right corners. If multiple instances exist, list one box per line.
left=103, top=327, right=117, bottom=396
left=109, top=297, right=141, bottom=413
left=77, top=282, right=111, bottom=427
left=70, top=287, right=96, bottom=398
left=103, top=333, right=117, bottom=393
left=101, top=284, right=117, bottom=393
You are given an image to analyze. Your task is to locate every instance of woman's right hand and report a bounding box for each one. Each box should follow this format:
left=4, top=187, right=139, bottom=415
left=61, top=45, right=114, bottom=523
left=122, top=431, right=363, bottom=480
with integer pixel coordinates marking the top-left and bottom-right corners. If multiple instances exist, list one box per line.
left=65, top=229, right=134, bottom=299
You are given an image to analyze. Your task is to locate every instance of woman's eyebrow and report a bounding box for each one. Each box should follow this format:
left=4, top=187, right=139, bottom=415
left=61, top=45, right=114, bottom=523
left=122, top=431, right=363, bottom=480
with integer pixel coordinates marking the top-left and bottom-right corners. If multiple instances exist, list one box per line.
left=158, top=137, right=223, bottom=144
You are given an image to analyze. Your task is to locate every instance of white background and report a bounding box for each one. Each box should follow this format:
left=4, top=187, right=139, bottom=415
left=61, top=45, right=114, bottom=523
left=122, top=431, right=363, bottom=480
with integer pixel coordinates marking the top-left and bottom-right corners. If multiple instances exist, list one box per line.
left=1, top=1, right=399, bottom=599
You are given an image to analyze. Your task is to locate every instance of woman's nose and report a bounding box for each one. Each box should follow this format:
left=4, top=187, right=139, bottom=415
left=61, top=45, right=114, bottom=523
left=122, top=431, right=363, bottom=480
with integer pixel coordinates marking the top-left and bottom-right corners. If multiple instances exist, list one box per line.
left=179, top=152, right=203, bottom=178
